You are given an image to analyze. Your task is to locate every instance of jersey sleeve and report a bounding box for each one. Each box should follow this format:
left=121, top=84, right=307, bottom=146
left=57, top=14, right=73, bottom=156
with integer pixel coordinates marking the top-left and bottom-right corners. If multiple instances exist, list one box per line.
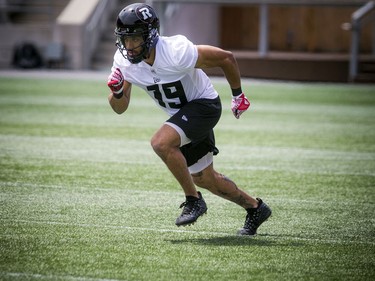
left=111, top=50, right=121, bottom=69
left=171, top=35, right=198, bottom=72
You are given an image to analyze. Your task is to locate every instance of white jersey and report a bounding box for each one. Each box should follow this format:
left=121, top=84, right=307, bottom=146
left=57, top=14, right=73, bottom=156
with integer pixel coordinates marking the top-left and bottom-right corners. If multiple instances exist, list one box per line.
left=111, top=35, right=219, bottom=116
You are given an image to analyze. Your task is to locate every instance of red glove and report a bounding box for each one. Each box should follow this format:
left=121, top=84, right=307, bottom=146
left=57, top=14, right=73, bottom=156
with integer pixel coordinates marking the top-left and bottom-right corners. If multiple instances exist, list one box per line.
left=231, top=93, right=250, bottom=119
left=107, top=68, right=124, bottom=94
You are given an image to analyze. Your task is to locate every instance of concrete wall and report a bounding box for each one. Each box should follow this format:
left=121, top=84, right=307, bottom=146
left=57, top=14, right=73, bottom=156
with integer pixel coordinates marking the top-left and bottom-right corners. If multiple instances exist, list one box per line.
left=55, top=0, right=115, bottom=69
left=0, top=0, right=113, bottom=70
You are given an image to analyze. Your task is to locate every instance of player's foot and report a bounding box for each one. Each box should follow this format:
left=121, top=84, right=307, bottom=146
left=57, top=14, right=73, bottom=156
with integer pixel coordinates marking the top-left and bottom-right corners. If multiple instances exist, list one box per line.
left=175, top=191, right=207, bottom=226
left=238, top=198, right=271, bottom=236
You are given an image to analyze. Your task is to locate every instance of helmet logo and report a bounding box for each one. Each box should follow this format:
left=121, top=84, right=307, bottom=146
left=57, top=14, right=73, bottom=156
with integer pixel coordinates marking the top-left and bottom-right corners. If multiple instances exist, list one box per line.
left=139, top=7, right=152, bottom=20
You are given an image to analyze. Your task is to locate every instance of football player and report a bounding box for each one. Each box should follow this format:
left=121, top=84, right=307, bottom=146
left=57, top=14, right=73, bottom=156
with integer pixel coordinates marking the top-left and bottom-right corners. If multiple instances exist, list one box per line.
left=107, top=3, right=271, bottom=235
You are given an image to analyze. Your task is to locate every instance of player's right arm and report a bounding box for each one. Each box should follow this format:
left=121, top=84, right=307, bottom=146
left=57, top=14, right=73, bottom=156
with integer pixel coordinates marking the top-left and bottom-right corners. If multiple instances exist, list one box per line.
left=107, top=67, right=132, bottom=114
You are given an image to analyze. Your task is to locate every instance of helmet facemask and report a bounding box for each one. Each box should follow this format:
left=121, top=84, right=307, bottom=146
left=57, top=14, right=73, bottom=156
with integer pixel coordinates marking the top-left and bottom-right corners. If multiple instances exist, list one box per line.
left=115, top=27, right=149, bottom=64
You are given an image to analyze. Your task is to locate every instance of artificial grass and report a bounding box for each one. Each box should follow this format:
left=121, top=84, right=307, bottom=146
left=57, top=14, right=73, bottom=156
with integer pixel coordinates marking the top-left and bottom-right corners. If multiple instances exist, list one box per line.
left=0, top=76, right=374, bottom=281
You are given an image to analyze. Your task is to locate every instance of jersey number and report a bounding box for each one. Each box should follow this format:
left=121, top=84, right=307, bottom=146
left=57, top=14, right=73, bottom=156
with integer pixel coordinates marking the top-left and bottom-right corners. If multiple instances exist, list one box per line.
left=147, top=81, right=187, bottom=109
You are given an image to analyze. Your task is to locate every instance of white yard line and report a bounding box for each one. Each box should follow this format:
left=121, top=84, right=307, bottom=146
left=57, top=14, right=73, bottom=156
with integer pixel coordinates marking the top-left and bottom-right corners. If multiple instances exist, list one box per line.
left=2, top=181, right=374, bottom=209
left=2, top=218, right=374, bottom=246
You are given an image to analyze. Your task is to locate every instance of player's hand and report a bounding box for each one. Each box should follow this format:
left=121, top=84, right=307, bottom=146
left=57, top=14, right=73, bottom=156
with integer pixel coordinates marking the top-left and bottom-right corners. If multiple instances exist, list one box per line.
left=107, top=68, right=124, bottom=94
left=231, top=93, right=250, bottom=119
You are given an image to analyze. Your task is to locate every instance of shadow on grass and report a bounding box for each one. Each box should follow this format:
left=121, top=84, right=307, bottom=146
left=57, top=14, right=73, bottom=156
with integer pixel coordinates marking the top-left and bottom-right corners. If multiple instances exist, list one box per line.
left=167, top=233, right=303, bottom=247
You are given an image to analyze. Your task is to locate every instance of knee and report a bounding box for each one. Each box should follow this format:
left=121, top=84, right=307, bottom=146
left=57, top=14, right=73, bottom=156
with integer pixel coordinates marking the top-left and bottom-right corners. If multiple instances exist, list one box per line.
left=151, top=126, right=180, bottom=157
left=150, top=134, right=167, bottom=156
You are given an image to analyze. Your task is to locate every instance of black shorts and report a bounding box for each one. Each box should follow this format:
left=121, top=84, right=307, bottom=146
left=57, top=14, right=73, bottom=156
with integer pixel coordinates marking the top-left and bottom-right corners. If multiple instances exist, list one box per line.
left=166, top=97, right=222, bottom=167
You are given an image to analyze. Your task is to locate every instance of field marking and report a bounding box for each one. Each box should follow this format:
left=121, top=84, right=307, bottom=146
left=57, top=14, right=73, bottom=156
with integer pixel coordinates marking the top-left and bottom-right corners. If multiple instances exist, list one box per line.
left=2, top=181, right=374, bottom=208
left=2, top=218, right=231, bottom=236
left=2, top=218, right=374, bottom=246
left=1, top=272, right=124, bottom=281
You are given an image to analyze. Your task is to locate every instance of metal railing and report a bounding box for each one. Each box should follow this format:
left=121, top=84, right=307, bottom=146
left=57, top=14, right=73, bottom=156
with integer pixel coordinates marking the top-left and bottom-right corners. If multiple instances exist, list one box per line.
left=345, top=1, right=375, bottom=81
left=84, top=0, right=111, bottom=68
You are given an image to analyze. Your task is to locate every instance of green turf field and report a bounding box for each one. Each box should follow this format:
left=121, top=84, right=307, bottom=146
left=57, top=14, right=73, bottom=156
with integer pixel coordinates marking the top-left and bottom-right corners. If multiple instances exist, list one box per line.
left=0, top=76, right=374, bottom=280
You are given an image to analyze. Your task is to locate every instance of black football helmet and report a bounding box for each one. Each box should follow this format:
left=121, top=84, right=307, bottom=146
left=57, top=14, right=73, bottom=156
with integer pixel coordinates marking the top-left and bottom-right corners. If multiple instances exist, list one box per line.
left=115, top=3, right=160, bottom=64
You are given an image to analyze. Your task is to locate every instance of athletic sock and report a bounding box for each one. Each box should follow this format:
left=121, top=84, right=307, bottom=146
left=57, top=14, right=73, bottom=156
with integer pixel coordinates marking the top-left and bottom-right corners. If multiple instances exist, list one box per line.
left=186, top=195, right=199, bottom=202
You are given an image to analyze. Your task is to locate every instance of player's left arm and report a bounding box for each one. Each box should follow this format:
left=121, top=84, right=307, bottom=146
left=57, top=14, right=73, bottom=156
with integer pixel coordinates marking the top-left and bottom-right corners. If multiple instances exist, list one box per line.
left=195, top=45, right=250, bottom=119
left=195, top=45, right=241, bottom=89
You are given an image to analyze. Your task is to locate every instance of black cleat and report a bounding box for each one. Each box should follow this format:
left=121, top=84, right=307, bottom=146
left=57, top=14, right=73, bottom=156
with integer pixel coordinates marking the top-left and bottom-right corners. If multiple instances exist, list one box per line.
left=238, top=198, right=272, bottom=236
left=175, top=192, right=207, bottom=227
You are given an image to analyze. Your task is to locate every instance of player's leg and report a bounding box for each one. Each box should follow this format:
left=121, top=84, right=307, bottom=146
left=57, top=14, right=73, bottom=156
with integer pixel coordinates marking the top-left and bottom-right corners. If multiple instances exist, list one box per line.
left=151, top=124, right=198, bottom=198
left=151, top=123, right=207, bottom=227
left=192, top=164, right=272, bottom=236
left=191, top=163, right=258, bottom=209
left=153, top=97, right=221, bottom=226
